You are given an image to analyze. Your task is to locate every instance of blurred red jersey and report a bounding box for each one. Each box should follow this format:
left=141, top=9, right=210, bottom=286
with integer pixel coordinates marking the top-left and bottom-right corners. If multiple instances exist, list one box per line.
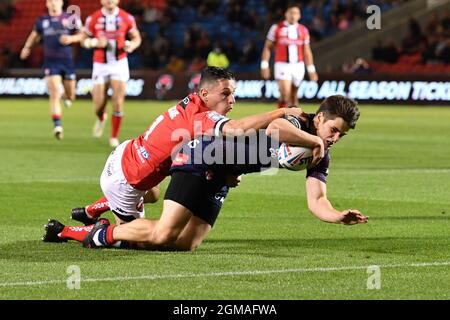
left=121, top=94, right=230, bottom=190
left=84, top=7, right=137, bottom=63
left=267, top=21, right=310, bottom=63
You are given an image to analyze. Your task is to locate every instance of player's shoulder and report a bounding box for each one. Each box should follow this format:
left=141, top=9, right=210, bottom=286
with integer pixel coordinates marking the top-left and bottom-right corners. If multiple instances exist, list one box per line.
left=36, top=14, right=49, bottom=23
left=88, top=9, right=103, bottom=20
left=118, top=8, right=135, bottom=21
left=298, top=23, right=309, bottom=32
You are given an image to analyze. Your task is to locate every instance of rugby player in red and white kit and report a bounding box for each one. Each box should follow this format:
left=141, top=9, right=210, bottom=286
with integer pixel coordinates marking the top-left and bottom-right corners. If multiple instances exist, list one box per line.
left=81, top=0, right=141, bottom=147
left=59, top=67, right=304, bottom=245
left=261, top=3, right=318, bottom=109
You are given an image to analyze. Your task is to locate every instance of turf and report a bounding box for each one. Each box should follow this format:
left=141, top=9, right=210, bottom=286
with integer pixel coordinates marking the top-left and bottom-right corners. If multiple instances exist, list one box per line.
left=0, top=98, right=449, bottom=299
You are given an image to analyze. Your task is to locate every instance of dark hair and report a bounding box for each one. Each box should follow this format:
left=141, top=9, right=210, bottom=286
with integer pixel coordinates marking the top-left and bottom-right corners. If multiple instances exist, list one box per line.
left=316, top=95, right=360, bottom=129
left=199, top=66, right=235, bottom=88
left=286, top=2, right=301, bottom=11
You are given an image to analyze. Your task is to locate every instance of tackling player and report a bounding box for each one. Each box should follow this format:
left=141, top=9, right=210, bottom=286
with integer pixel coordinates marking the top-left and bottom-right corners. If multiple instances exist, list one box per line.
left=81, top=0, right=141, bottom=147
left=42, top=67, right=303, bottom=244
left=20, top=0, right=83, bottom=140
left=44, top=95, right=368, bottom=250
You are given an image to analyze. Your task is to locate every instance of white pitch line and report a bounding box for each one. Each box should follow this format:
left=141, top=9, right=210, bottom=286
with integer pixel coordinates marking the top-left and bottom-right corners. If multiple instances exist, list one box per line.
left=1, top=261, right=449, bottom=288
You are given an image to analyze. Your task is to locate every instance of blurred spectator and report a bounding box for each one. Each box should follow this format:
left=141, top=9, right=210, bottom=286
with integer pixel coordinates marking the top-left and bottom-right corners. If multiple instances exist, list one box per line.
left=166, top=54, right=185, bottom=73
left=188, top=55, right=206, bottom=74
left=401, top=18, right=426, bottom=55
left=353, top=58, right=372, bottom=74
left=342, top=57, right=372, bottom=74
left=207, top=44, right=230, bottom=68
left=372, top=38, right=400, bottom=63
left=240, top=39, right=258, bottom=65
left=0, top=0, right=15, bottom=23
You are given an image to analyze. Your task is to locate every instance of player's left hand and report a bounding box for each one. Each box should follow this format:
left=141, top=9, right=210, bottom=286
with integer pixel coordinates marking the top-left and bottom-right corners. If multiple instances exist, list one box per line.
left=339, top=209, right=368, bottom=225
left=226, top=175, right=241, bottom=188
left=59, top=35, right=72, bottom=45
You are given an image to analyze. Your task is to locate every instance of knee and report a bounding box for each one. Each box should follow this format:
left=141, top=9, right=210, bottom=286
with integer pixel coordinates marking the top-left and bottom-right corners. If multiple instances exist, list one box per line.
left=145, top=188, right=160, bottom=204
left=95, top=109, right=105, bottom=117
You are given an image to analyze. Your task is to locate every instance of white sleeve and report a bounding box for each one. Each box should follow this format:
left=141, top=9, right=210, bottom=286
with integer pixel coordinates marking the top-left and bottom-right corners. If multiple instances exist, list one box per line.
left=266, top=24, right=277, bottom=42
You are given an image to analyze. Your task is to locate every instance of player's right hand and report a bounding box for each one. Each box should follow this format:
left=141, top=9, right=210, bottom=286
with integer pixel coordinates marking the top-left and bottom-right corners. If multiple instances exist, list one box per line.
left=261, top=68, right=270, bottom=80
left=284, top=107, right=304, bottom=119
left=20, top=47, right=30, bottom=60
left=339, top=209, right=368, bottom=225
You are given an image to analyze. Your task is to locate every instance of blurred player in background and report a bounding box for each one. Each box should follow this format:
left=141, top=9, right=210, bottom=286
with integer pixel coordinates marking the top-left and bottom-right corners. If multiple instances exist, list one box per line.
left=81, top=0, right=141, bottom=147
left=261, top=3, right=318, bottom=109
left=20, top=0, right=82, bottom=140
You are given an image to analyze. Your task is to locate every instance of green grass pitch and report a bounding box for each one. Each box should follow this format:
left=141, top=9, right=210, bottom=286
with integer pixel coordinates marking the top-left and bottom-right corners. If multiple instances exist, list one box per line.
left=0, top=98, right=449, bottom=299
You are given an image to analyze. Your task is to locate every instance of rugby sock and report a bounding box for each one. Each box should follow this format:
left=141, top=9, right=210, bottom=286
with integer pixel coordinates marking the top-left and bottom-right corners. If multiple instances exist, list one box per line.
left=85, top=196, right=110, bottom=219
left=111, top=111, right=123, bottom=139
left=277, top=102, right=288, bottom=109
left=60, top=225, right=93, bottom=242
left=92, top=225, right=117, bottom=247
left=98, top=112, right=106, bottom=122
left=52, top=114, right=62, bottom=128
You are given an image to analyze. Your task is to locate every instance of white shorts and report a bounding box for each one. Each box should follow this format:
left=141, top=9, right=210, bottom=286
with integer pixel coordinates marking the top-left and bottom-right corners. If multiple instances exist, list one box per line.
left=92, top=58, right=130, bottom=85
left=274, top=62, right=305, bottom=87
left=100, top=140, right=146, bottom=220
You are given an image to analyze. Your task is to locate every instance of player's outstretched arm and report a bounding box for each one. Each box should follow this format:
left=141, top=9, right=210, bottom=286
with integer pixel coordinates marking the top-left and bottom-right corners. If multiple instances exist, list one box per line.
left=305, top=177, right=368, bottom=225
left=221, top=108, right=303, bottom=136
left=20, top=30, right=40, bottom=60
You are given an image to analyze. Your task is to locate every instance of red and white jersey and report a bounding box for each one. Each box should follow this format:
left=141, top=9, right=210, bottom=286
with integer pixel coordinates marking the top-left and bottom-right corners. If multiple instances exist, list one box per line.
left=267, top=21, right=310, bottom=63
left=121, top=93, right=230, bottom=191
left=84, top=7, right=137, bottom=63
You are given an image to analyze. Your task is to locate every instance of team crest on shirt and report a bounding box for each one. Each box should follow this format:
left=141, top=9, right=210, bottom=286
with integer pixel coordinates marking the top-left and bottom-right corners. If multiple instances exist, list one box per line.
left=43, top=19, right=50, bottom=29
left=280, top=27, right=288, bottom=36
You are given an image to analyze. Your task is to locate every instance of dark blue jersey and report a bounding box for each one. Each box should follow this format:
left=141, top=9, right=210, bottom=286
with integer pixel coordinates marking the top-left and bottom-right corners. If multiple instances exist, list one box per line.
left=34, top=13, right=81, bottom=62
left=170, top=114, right=330, bottom=191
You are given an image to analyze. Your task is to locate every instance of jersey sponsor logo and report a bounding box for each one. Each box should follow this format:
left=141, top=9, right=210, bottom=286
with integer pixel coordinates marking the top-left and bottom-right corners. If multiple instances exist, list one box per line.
left=179, top=96, right=190, bottom=109
left=214, top=195, right=225, bottom=203
left=139, top=146, right=150, bottom=160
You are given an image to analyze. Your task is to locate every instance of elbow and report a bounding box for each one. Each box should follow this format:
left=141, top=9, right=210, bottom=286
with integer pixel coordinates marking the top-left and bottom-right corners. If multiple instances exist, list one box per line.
left=265, top=119, right=283, bottom=138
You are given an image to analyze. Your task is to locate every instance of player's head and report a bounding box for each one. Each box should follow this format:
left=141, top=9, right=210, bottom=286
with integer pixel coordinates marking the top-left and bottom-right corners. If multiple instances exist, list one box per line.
left=101, top=0, right=120, bottom=11
left=46, top=0, right=63, bottom=14
left=199, top=66, right=236, bottom=116
left=314, top=95, right=360, bottom=150
left=285, top=3, right=301, bottom=24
